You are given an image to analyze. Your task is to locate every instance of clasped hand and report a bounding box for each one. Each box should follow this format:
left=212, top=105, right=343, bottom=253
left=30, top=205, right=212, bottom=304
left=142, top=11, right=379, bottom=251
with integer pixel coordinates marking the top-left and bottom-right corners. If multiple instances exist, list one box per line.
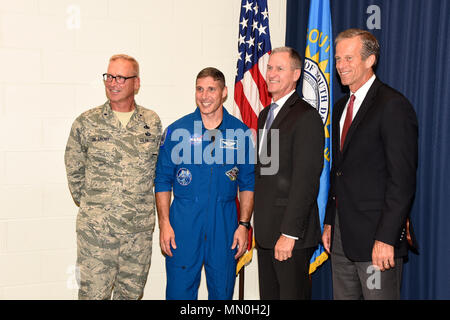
left=274, top=235, right=295, bottom=261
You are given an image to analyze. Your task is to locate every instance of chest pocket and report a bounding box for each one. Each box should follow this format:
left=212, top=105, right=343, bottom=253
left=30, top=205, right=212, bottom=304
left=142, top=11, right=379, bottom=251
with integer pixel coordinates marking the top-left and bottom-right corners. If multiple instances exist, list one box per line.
left=87, top=138, right=117, bottom=165
left=136, top=136, right=158, bottom=165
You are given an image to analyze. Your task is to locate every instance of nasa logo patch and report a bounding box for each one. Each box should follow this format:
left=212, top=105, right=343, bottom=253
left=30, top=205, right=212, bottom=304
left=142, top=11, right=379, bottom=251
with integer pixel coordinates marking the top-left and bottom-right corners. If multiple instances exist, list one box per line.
left=190, top=133, right=203, bottom=145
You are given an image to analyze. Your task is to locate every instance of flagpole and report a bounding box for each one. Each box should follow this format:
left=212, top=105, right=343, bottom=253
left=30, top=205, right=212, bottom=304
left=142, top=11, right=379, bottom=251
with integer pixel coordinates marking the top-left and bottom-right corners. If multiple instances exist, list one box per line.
left=239, top=267, right=245, bottom=300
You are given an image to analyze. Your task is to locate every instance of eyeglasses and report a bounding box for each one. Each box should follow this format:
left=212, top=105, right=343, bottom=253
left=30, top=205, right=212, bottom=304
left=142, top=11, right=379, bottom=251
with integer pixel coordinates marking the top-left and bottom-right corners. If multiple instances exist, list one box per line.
left=102, top=73, right=137, bottom=84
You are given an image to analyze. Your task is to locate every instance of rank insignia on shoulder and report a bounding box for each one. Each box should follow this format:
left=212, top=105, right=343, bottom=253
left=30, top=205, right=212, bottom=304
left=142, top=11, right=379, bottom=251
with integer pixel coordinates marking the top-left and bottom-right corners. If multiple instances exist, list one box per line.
left=225, top=167, right=239, bottom=181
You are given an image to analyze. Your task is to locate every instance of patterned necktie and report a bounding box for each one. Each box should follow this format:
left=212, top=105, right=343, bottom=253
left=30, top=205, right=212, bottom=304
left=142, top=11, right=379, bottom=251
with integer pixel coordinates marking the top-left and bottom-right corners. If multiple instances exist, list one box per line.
left=340, top=94, right=355, bottom=151
left=265, top=102, right=278, bottom=130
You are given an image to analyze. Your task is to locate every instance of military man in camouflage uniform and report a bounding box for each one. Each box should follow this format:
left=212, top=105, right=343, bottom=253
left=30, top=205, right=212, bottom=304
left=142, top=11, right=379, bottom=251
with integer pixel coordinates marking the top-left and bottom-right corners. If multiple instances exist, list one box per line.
left=65, top=54, right=162, bottom=300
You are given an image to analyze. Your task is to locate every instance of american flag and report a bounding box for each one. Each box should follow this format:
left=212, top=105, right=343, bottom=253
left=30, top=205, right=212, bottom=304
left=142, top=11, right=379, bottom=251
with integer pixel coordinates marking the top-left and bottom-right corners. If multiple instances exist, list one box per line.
left=233, top=0, right=272, bottom=131
left=234, top=0, right=272, bottom=276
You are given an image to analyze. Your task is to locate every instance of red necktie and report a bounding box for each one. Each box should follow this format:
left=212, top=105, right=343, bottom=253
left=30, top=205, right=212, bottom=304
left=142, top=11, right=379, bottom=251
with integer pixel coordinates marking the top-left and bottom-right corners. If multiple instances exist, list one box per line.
left=340, top=94, right=355, bottom=151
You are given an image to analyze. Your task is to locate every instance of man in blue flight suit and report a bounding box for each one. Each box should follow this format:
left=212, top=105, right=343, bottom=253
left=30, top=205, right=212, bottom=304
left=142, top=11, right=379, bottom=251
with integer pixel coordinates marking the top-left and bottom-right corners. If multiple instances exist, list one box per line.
left=155, top=67, right=255, bottom=300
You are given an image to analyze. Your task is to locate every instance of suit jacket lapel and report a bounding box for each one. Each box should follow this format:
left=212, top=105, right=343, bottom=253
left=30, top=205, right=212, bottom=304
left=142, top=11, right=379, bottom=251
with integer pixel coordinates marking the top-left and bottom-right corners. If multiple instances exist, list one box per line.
left=257, top=105, right=269, bottom=150
left=341, top=78, right=382, bottom=153
left=270, top=92, right=298, bottom=130
left=257, top=92, right=299, bottom=163
left=334, top=98, right=346, bottom=160
left=256, top=104, right=270, bottom=172
left=258, top=105, right=269, bottom=128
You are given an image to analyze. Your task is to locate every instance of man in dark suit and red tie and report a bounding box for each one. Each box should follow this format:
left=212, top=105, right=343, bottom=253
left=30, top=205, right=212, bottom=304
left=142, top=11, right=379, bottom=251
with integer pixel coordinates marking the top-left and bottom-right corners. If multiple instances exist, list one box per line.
left=254, top=47, right=324, bottom=300
left=322, top=29, right=418, bottom=300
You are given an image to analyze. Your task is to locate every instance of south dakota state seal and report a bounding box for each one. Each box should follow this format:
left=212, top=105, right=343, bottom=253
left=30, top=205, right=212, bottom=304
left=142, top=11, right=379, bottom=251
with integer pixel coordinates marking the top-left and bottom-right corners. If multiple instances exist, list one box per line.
left=302, top=57, right=330, bottom=125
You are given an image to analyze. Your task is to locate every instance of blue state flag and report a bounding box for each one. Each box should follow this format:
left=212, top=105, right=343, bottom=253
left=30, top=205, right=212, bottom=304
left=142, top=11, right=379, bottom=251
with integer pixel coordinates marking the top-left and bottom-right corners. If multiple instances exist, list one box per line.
left=302, top=0, right=333, bottom=274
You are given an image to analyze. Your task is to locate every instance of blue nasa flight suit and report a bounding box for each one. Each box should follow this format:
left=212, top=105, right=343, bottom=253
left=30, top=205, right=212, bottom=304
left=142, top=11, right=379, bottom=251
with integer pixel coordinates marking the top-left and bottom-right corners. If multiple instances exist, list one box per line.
left=155, top=107, right=255, bottom=300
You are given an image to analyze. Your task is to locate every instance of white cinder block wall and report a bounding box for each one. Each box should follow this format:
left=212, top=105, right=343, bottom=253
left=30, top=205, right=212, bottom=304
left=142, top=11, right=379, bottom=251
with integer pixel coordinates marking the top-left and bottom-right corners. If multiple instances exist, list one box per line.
left=0, top=0, right=286, bottom=299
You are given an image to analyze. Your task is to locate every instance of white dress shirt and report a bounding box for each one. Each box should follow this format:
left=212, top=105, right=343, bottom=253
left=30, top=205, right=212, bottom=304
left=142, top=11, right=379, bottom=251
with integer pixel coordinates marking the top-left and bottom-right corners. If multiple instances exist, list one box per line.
left=259, top=89, right=298, bottom=240
left=258, top=89, right=296, bottom=155
left=339, top=74, right=377, bottom=140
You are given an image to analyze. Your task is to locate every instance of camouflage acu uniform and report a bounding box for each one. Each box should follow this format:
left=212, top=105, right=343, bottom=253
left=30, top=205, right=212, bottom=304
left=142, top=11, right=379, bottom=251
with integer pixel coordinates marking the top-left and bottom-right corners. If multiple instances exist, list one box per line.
left=65, top=101, right=162, bottom=300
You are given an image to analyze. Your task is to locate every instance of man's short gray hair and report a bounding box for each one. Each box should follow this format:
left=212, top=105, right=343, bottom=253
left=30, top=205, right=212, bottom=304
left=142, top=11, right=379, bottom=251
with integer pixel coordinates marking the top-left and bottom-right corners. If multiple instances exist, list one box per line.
left=335, top=28, right=380, bottom=68
left=271, top=46, right=302, bottom=70
left=109, top=54, right=140, bottom=77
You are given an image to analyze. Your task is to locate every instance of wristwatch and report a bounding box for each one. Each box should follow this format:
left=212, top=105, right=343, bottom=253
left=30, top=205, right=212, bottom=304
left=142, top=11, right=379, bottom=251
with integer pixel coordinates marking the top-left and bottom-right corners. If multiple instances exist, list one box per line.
left=239, top=221, right=251, bottom=230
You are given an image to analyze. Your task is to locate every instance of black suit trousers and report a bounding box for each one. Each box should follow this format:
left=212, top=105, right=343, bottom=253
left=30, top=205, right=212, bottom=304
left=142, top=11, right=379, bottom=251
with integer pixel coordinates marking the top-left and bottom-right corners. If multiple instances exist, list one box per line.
left=257, top=246, right=315, bottom=300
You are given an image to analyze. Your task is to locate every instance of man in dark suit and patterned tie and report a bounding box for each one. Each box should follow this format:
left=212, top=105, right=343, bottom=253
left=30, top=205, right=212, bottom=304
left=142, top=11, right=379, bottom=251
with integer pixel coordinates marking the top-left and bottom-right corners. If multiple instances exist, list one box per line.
left=254, top=47, right=324, bottom=300
left=322, top=29, right=418, bottom=300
